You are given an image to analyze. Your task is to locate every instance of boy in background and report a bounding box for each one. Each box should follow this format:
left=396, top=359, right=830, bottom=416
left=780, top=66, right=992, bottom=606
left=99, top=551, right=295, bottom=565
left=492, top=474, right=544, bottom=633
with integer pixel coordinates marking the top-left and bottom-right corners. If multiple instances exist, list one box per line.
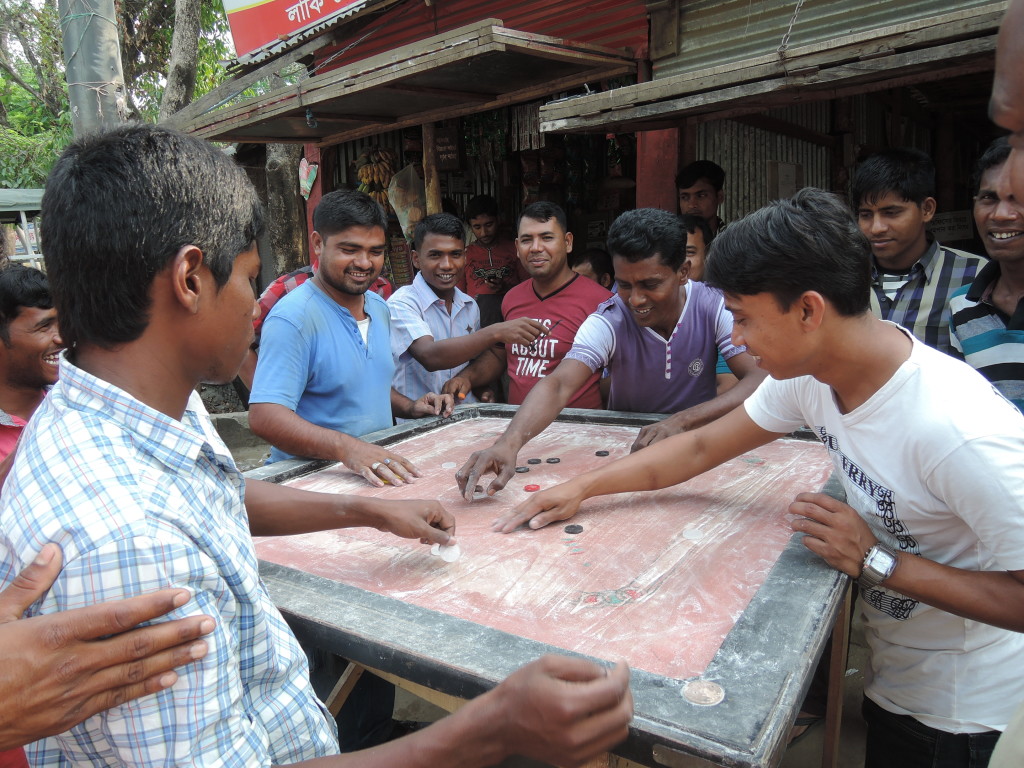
left=459, top=195, right=527, bottom=327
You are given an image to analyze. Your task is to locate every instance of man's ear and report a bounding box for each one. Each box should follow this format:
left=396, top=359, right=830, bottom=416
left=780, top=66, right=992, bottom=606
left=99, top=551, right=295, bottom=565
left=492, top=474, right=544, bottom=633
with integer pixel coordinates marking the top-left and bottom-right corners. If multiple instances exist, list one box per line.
left=920, top=197, right=937, bottom=223
left=798, top=291, right=827, bottom=331
left=311, top=231, right=324, bottom=261
left=564, top=232, right=574, bottom=254
left=411, top=250, right=422, bottom=271
left=171, top=245, right=206, bottom=314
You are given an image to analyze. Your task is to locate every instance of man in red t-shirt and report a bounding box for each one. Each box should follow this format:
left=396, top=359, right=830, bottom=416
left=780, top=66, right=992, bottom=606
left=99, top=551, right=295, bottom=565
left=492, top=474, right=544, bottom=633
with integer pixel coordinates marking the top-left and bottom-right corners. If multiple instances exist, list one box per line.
left=443, top=202, right=611, bottom=408
left=457, top=195, right=528, bottom=328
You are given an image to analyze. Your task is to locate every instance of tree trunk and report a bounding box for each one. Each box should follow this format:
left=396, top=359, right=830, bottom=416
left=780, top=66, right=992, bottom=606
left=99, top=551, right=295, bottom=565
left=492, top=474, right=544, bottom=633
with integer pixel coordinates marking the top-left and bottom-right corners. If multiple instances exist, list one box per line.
left=159, top=0, right=201, bottom=121
left=264, top=143, right=307, bottom=278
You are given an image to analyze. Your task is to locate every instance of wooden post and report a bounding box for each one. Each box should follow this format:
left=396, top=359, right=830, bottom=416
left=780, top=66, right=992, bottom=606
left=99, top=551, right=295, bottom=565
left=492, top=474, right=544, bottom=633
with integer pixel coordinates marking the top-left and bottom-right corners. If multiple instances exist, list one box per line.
left=820, top=579, right=852, bottom=768
left=422, top=122, right=443, bottom=215
left=636, top=128, right=680, bottom=211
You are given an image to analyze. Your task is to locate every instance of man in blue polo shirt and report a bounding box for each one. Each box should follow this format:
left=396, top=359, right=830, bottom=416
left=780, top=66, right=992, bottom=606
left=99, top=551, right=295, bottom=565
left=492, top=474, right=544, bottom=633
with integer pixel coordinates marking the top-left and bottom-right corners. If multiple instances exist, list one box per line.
left=248, top=190, right=452, bottom=488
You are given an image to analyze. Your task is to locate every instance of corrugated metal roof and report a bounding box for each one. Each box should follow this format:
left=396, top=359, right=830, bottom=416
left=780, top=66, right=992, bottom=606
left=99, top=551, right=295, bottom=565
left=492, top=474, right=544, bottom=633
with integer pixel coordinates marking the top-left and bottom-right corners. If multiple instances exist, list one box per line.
left=311, top=0, right=647, bottom=74
left=656, top=0, right=997, bottom=78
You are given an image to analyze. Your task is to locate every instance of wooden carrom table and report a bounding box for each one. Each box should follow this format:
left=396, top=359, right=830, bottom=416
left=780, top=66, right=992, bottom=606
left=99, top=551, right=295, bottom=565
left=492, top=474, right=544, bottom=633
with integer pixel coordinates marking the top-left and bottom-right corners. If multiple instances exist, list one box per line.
left=247, top=405, right=849, bottom=767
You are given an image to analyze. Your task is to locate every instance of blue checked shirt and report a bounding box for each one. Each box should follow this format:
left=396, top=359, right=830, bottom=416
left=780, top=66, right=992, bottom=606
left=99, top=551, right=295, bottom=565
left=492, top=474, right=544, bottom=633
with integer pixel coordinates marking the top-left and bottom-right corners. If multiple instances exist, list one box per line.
left=869, top=239, right=985, bottom=356
left=389, top=272, right=481, bottom=408
left=0, top=356, right=338, bottom=766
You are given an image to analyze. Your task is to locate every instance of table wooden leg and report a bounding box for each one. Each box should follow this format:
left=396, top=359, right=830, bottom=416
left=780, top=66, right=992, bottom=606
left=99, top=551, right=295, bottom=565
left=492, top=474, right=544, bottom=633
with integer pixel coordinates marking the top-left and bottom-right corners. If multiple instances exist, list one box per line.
left=820, top=579, right=853, bottom=768
left=326, top=661, right=365, bottom=717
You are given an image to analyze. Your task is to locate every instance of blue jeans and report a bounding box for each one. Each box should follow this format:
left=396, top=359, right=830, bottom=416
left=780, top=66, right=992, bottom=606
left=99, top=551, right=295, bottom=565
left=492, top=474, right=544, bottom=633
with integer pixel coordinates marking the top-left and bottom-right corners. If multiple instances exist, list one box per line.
left=862, top=697, right=1000, bottom=768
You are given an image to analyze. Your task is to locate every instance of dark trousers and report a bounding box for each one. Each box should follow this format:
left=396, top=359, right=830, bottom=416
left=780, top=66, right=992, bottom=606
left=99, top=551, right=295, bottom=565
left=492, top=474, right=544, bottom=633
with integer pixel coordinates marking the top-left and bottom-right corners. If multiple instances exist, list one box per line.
left=862, top=697, right=1000, bottom=768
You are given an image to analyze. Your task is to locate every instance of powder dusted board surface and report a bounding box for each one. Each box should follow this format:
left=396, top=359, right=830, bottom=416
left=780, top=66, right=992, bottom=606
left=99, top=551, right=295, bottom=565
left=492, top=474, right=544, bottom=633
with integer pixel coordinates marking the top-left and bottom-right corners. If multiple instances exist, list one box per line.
left=258, top=418, right=830, bottom=681
left=252, top=406, right=848, bottom=767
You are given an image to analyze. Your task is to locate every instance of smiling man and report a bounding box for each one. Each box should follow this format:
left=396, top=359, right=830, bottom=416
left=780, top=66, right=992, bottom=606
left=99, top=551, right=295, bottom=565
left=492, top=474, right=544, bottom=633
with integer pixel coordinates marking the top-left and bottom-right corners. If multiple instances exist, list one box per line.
left=497, top=188, right=1024, bottom=768
left=950, top=138, right=1024, bottom=412
left=455, top=208, right=764, bottom=500
left=852, top=148, right=985, bottom=356
left=249, top=190, right=452, bottom=487
left=443, top=202, right=612, bottom=408
left=0, top=266, right=62, bottom=462
left=389, top=212, right=545, bottom=408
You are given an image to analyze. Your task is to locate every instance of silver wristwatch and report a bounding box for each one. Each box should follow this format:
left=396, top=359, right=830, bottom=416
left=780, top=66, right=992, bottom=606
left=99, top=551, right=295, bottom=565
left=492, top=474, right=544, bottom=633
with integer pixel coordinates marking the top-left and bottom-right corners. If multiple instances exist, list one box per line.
left=858, top=543, right=899, bottom=590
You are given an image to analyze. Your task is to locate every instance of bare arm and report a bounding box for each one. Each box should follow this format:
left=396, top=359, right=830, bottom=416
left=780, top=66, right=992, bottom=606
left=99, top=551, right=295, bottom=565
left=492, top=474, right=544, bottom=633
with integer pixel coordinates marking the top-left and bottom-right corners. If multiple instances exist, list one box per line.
left=790, top=492, right=1024, bottom=632
left=248, top=402, right=419, bottom=487
left=0, top=544, right=215, bottom=750
left=631, top=352, right=767, bottom=451
left=390, top=388, right=454, bottom=420
left=441, top=347, right=507, bottom=399
left=244, top=478, right=454, bottom=545
left=409, top=318, right=546, bottom=372
left=494, top=406, right=782, bottom=532
left=286, top=656, right=633, bottom=768
left=455, top=360, right=593, bottom=500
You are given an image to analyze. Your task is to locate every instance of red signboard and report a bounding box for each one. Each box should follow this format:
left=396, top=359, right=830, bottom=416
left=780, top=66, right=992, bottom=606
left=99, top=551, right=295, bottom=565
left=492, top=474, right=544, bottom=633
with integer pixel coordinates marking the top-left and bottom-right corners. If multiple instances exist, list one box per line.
left=223, top=0, right=362, bottom=57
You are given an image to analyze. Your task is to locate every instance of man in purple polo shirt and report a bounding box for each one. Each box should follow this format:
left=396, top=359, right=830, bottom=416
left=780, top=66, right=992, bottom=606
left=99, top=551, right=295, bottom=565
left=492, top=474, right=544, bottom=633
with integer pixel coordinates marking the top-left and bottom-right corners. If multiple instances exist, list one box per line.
left=455, top=208, right=765, bottom=500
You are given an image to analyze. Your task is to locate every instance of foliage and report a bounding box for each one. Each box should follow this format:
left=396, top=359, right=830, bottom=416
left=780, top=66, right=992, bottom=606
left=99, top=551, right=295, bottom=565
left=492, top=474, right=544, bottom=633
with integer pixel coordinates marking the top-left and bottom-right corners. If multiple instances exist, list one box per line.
left=0, top=0, right=233, bottom=187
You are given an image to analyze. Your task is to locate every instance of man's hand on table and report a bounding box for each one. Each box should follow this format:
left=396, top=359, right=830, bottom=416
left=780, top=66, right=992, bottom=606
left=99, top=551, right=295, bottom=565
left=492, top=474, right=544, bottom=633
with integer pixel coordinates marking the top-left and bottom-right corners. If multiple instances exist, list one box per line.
left=630, top=411, right=696, bottom=453
left=366, top=498, right=456, bottom=546
left=482, top=655, right=633, bottom=768
left=409, top=392, right=455, bottom=419
left=340, top=440, right=420, bottom=488
left=0, top=544, right=215, bottom=751
left=491, top=480, right=586, bottom=532
left=441, top=375, right=472, bottom=402
left=789, top=491, right=878, bottom=578
left=455, top=442, right=518, bottom=501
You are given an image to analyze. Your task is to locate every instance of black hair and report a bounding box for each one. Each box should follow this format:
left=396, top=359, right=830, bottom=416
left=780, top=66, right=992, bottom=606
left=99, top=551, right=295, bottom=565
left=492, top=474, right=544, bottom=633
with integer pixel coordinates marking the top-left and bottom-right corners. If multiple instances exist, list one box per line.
left=675, top=160, right=725, bottom=192
left=414, top=212, right=466, bottom=250
left=42, top=123, right=264, bottom=350
left=606, top=208, right=687, bottom=271
left=850, top=147, right=935, bottom=209
left=465, top=194, right=499, bottom=221
left=973, top=136, right=1012, bottom=192
left=569, top=248, right=614, bottom=280
left=313, top=189, right=387, bottom=237
left=704, top=188, right=871, bottom=317
left=0, top=265, right=52, bottom=345
left=679, top=214, right=713, bottom=246
left=517, top=201, right=568, bottom=235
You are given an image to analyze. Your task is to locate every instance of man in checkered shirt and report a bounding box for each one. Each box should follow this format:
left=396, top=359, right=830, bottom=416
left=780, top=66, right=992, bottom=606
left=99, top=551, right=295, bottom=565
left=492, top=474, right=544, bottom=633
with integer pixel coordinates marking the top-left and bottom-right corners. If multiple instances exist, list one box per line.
left=0, top=124, right=631, bottom=767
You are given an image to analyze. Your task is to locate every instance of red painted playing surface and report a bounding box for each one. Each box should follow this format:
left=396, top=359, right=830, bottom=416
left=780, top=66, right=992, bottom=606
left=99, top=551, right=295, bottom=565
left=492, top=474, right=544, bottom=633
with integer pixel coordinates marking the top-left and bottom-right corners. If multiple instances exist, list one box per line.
left=255, top=419, right=835, bottom=680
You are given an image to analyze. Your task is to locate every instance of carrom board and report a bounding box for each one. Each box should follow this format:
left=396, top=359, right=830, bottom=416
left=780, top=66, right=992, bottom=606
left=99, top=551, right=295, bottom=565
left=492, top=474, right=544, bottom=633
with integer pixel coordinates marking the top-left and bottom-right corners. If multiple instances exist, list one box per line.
left=250, top=405, right=848, bottom=767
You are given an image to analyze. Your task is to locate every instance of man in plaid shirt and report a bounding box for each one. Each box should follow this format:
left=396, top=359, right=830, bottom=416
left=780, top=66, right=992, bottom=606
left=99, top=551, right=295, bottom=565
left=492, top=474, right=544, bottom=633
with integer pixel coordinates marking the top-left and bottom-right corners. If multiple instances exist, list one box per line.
left=0, top=124, right=631, bottom=767
left=852, top=148, right=985, bottom=356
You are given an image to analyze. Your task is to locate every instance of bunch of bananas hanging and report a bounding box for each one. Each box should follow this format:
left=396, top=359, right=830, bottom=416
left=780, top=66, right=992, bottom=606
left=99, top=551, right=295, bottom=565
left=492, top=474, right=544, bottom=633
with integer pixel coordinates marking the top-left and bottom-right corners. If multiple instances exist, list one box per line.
left=356, top=147, right=396, bottom=210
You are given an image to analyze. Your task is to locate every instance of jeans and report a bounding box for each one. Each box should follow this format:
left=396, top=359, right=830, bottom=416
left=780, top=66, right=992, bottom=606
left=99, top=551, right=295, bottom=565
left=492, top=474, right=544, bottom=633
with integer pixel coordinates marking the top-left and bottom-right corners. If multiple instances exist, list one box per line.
left=863, top=697, right=1000, bottom=768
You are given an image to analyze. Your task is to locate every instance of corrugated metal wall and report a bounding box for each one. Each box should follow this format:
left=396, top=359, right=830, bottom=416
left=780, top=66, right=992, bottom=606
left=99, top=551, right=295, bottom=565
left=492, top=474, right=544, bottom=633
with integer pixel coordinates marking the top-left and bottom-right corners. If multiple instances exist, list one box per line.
left=656, top=0, right=994, bottom=78
left=313, top=0, right=648, bottom=75
left=697, top=103, right=832, bottom=222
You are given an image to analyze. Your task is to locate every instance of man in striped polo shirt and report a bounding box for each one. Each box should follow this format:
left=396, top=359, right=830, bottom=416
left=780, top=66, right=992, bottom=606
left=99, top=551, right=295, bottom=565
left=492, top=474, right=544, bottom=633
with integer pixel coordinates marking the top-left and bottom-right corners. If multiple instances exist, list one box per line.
left=950, top=137, right=1024, bottom=412
left=455, top=208, right=765, bottom=499
left=852, top=148, right=985, bottom=356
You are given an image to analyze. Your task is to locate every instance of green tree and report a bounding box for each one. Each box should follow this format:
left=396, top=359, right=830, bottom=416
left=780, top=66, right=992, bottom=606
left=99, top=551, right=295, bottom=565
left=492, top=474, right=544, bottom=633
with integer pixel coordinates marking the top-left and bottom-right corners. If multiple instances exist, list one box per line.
left=0, top=0, right=233, bottom=187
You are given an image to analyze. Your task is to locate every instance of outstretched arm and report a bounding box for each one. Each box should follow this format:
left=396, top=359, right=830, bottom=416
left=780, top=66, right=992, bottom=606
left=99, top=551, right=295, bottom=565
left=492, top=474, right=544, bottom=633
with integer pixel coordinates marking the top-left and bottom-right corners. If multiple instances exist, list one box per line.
left=494, top=406, right=781, bottom=532
left=455, top=360, right=592, bottom=500
left=244, top=478, right=455, bottom=546
left=0, top=544, right=214, bottom=751
left=631, top=352, right=767, bottom=451
left=409, top=318, right=547, bottom=372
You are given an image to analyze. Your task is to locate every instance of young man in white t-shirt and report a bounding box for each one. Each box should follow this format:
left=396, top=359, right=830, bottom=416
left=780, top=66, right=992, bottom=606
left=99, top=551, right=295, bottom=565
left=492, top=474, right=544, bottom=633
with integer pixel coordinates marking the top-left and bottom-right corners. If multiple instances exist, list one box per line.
left=493, top=188, right=1024, bottom=768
